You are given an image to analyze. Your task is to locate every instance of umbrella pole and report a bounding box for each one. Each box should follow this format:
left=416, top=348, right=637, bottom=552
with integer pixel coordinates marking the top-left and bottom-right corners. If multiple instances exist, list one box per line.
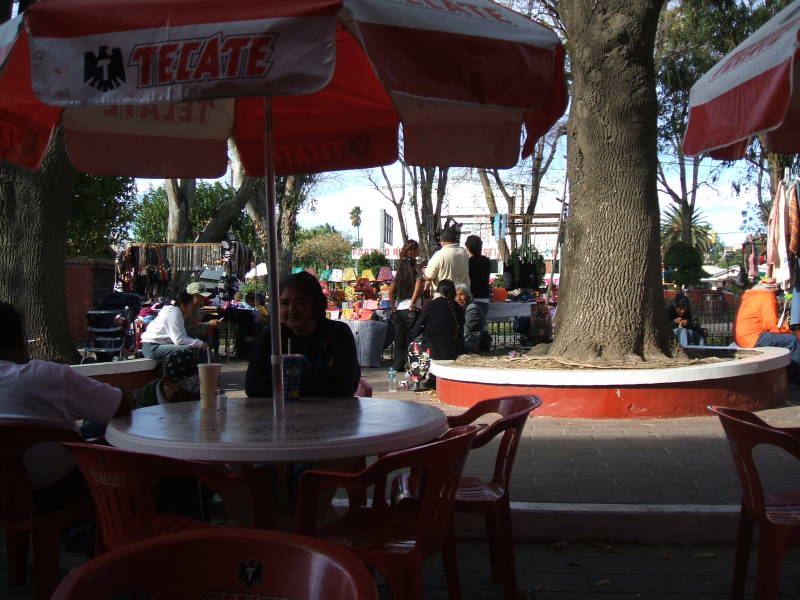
left=263, top=96, right=284, bottom=418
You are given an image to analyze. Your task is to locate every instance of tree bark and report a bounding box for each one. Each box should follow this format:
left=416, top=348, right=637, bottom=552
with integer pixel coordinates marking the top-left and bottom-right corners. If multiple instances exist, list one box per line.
left=196, top=177, right=258, bottom=242
left=0, top=129, right=79, bottom=363
left=166, top=178, right=194, bottom=243
left=552, top=0, right=679, bottom=363
left=477, top=168, right=510, bottom=263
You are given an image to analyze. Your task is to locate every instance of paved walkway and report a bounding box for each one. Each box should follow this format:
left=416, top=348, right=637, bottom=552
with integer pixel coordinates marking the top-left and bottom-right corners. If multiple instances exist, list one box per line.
left=3, top=360, right=800, bottom=599
left=221, top=362, right=800, bottom=508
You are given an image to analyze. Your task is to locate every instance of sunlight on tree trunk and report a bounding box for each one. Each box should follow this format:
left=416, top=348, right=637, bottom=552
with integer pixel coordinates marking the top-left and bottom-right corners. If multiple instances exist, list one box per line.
left=553, top=0, right=681, bottom=364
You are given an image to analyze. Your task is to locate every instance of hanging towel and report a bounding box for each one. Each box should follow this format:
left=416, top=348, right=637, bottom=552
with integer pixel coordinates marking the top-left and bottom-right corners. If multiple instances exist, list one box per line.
left=768, top=181, right=792, bottom=287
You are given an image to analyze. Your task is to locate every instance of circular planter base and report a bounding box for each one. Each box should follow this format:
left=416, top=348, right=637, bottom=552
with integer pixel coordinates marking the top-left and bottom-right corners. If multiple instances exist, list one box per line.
left=431, top=347, right=789, bottom=418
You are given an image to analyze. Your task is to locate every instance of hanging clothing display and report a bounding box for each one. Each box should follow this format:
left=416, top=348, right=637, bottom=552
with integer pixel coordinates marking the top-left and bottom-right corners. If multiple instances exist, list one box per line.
left=116, top=245, right=171, bottom=299
left=167, top=244, right=223, bottom=272
left=116, top=242, right=254, bottom=301
left=767, top=180, right=792, bottom=289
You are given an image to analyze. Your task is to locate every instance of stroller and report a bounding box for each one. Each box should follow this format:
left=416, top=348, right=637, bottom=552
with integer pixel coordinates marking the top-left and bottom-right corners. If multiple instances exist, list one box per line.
left=82, top=292, right=142, bottom=363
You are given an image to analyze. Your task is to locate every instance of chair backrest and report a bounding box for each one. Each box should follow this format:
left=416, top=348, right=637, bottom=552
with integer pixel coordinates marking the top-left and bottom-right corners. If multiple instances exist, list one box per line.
left=447, top=395, right=541, bottom=489
left=355, top=377, right=373, bottom=397
left=51, top=528, right=378, bottom=600
left=0, top=421, right=82, bottom=524
left=708, top=405, right=800, bottom=518
left=370, top=424, right=479, bottom=557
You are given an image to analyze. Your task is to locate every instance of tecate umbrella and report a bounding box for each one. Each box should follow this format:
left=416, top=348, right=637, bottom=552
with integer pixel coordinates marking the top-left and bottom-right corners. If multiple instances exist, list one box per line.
left=0, top=0, right=567, bottom=415
left=683, top=0, right=800, bottom=159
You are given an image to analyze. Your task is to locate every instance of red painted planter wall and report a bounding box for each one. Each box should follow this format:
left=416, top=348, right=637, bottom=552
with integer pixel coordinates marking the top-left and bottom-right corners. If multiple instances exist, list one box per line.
left=436, top=368, right=786, bottom=418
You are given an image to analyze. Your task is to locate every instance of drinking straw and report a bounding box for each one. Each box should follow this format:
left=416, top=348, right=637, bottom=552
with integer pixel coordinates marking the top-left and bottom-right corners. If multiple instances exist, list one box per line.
left=206, top=346, right=211, bottom=364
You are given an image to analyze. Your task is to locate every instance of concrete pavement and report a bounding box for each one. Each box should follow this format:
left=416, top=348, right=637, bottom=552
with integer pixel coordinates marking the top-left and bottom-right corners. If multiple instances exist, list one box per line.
left=3, top=359, right=800, bottom=599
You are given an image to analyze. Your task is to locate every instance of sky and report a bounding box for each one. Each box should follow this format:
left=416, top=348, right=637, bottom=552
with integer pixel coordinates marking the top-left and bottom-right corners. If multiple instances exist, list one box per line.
left=297, top=161, right=757, bottom=254
left=136, top=158, right=758, bottom=257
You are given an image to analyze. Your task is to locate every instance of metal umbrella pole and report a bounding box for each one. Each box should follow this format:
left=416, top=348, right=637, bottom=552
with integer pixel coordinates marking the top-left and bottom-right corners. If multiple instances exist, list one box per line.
left=263, top=96, right=284, bottom=418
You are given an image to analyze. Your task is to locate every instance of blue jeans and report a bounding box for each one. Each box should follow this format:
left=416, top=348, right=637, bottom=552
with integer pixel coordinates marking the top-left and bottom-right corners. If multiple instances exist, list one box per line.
left=142, top=342, right=196, bottom=360
left=755, top=331, right=800, bottom=366
left=673, top=327, right=705, bottom=346
left=792, top=257, right=800, bottom=327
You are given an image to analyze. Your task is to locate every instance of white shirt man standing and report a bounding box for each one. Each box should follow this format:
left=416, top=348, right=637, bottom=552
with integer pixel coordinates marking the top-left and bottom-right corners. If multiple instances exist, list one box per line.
left=424, top=226, right=470, bottom=297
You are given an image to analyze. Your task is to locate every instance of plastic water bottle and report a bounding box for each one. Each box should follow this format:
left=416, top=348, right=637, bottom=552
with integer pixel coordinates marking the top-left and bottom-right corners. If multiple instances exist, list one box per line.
left=216, top=389, right=228, bottom=411
left=388, top=367, right=398, bottom=393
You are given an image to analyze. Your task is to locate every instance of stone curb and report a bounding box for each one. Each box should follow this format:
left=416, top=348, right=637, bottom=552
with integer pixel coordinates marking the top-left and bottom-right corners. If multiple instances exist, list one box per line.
left=455, top=502, right=741, bottom=545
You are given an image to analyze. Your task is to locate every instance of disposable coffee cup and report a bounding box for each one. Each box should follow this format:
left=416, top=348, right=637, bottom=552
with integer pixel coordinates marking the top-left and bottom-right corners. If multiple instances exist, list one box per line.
left=198, top=363, right=222, bottom=410
left=282, top=354, right=305, bottom=403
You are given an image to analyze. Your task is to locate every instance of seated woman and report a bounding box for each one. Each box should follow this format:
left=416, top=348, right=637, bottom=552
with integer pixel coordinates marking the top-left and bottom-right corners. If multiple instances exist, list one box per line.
left=407, top=279, right=465, bottom=390
left=245, top=271, right=360, bottom=398
left=455, top=283, right=490, bottom=353
left=666, top=293, right=706, bottom=346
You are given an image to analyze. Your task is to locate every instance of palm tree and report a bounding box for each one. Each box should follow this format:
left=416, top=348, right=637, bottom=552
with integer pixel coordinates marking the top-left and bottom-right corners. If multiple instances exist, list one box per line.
left=660, top=204, right=714, bottom=255
left=349, top=206, right=362, bottom=242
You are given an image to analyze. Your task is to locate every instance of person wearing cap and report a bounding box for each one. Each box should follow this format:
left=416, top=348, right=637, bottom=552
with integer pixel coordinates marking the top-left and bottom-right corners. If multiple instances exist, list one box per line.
left=141, top=291, right=208, bottom=360
left=185, top=282, right=223, bottom=357
left=132, top=348, right=200, bottom=408
left=424, top=226, right=470, bottom=298
left=734, top=277, right=800, bottom=367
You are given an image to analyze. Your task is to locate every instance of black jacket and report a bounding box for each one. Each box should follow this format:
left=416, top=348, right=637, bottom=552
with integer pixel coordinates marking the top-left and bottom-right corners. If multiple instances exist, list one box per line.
left=245, top=319, right=360, bottom=398
left=410, top=297, right=465, bottom=360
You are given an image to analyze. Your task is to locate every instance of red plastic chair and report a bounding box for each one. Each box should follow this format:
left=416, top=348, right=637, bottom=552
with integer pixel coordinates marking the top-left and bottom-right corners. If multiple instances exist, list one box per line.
left=355, top=377, right=373, bottom=397
left=0, top=421, right=92, bottom=600
left=295, top=424, right=479, bottom=600
left=708, top=406, right=800, bottom=600
left=394, top=395, right=541, bottom=600
left=51, top=528, right=378, bottom=600
left=63, top=442, right=272, bottom=553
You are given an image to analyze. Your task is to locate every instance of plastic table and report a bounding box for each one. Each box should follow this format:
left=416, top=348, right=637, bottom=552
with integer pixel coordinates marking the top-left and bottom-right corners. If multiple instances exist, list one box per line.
left=105, top=396, right=448, bottom=463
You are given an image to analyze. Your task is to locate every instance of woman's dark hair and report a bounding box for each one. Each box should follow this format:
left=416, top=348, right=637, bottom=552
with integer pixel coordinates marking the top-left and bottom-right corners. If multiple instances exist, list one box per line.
left=280, top=271, right=327, bottom=321
left=436, top=279, right=456, bottom=301
left=0, top=302, right=25, bottom=354
left=175, top=292, right=194, bottom=307
left=465, top=235, right=483, bottom=255
left=675, top=293, right=690, bottom=307
left=399, top=240, right=419, bottom=260
left=394, top=240, right=420, bottom=301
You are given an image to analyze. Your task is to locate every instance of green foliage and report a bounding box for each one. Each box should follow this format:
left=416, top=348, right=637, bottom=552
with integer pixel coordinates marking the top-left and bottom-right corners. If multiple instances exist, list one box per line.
left=740, top=199, right=770, bottom=237
left=293, top=232, right=352, bottom=272
left=131, top=181, right=260, bottom=254
left=239, top=279, right=268, bottom=296
left=66, top=174, right=137, bottom=257
left=660, top=204, right=714, bottom=254
left=663, top=241, right=706, bottom=288
left=357, top=250, right=389, bottom=275
left=295, top=223, right=343, bottom=246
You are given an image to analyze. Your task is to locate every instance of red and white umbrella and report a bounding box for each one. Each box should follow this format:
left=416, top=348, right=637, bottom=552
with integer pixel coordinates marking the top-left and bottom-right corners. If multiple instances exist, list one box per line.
left=683, top=0, right=800, bottom=159
left=0, top=0, right=566, bottom=410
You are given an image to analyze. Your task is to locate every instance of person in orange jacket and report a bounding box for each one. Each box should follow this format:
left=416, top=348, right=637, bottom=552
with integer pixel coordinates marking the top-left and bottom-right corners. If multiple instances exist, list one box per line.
left=734, top=277, right=800, bottom=367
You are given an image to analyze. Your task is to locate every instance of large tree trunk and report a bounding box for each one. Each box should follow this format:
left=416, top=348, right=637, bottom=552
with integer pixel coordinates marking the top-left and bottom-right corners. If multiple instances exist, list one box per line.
left=0, top=129, right=79, bottom=363
left=166, top=178, right=195, bottom=293
left=552, top=0, right=679, bottom=364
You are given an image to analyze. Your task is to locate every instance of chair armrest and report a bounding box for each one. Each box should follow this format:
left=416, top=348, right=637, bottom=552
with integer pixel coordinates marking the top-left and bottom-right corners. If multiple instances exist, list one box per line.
left=295, top=469, right=366, bottom=536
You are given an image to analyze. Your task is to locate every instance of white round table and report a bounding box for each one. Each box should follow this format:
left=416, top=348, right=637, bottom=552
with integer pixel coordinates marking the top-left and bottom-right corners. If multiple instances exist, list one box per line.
left=106, top=397, right=448, bottom=463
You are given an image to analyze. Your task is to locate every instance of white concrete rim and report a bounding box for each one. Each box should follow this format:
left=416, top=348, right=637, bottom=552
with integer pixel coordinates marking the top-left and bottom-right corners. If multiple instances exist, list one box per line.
left=71, top=358, right=158, bottom=376
left=430, top=346, right=790, bottom=386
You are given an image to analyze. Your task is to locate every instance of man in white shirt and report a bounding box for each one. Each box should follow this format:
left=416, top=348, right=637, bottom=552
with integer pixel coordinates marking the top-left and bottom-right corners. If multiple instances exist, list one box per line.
left=424, top=226, right=470, bottom=297
left=0, top=302, right=129, bottom=506
left=141, top=291, right=208, bottom=360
